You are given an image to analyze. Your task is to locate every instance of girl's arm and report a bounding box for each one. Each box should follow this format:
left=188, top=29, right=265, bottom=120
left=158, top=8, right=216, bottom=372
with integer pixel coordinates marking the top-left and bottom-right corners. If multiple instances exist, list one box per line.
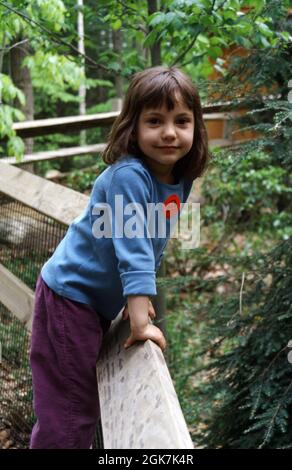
left=124, top=295, right=166, bottom=352
left=122, top=298, right=156, bottom=322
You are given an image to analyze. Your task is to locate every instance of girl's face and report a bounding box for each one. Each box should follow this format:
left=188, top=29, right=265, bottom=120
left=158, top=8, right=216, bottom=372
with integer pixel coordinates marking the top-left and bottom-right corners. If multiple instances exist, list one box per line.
left=137, top=95, right=194, bottom=180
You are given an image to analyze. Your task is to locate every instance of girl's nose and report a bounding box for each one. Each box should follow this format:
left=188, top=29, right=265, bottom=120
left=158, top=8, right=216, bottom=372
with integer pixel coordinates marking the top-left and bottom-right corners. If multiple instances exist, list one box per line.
left=161, top=124, right=176, bottom=139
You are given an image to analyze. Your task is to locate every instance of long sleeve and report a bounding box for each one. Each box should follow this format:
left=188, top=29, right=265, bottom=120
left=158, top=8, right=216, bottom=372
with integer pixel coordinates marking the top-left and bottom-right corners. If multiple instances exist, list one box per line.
left=106, top=164, right=157, bottom=297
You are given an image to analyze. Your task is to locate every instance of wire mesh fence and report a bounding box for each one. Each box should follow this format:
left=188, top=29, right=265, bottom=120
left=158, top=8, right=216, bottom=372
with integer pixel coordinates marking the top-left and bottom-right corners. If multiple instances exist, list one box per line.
left=0, top=302, right=32, bottom=448
left=0, top=192, right=104, bottom=448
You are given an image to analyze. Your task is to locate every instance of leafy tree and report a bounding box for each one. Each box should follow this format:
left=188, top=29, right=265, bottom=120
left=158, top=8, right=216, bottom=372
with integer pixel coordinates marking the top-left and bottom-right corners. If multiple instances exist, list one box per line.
left=0, top=0, right=84, bottom=156
left=181, top=0, right=292, bottom=448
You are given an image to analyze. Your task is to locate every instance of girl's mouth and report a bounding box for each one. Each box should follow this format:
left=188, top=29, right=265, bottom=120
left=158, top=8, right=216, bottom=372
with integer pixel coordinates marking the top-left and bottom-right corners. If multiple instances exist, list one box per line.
left=157, top=146, right=179, bottom=149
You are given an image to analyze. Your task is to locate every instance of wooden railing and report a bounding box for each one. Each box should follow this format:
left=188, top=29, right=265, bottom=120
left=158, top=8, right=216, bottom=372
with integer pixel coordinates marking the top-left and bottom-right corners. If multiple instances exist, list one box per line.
left=1, top=104, right=245, bottom=167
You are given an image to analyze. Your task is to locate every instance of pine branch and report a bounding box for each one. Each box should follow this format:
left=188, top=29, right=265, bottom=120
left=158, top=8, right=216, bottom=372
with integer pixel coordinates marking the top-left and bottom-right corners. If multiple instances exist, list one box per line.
left=259, top=378, right=292, bottom=449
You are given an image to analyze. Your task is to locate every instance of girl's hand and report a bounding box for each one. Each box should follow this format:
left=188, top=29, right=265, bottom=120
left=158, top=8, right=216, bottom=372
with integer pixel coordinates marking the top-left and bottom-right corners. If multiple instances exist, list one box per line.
left=122, top=299, right=156, bottom=322
left=124, top=323, right=167, bottom=352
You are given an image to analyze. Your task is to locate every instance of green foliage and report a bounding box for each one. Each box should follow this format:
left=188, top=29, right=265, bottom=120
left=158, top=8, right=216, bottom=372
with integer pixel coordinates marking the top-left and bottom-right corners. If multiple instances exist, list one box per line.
left=88, top=0, right=285, bottom=79
left=64, top=157, right=107, bottom=193
left=6, top=135, right=25, bottom=160
left=1, top=0, right=66, bottom=42
left=0, top=73, right=25, bottom=159
left=240, top=99, right=292, bottom=171
left=26, top=0, right=66, bottom=33
left=25, top=50, right=84, bottom=113
left=0, top=0, right=86, bottom=158
left=195, top=240, right=292, bottom=448
left=25, top=51, right=83, bottom=90
left=203, top=149, right=292, bottom=240
left=0, top=72, right=24, bottom=107
left=146, top=0, right=290, bottom=74
left=1, top=0, right=290, bottom=160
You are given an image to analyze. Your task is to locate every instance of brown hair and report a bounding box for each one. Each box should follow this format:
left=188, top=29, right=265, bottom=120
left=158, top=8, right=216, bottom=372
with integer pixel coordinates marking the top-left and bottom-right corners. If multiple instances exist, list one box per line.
left=102, top=66, right=210, bottom=181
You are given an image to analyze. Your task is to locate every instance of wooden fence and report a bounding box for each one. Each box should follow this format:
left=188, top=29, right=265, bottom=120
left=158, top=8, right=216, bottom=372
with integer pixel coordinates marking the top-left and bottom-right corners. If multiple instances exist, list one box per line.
left=1, top=103, right=246, bottom=167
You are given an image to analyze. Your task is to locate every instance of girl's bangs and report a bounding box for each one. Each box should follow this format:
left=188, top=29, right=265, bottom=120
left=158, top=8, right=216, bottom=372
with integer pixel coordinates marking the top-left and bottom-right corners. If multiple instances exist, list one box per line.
left=139, top=78, right=194, bottom=111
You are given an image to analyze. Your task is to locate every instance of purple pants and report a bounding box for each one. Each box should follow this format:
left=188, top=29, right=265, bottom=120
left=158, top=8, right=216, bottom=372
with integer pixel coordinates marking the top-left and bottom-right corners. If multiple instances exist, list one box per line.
left=29, top=275, right=111, bottom=449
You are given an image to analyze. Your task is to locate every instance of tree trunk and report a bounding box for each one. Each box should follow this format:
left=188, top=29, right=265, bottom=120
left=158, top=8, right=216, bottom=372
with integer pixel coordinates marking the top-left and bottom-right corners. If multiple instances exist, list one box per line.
left=77, top=0, right=86, bottom=145
left=147, top=0, right=161, bottom=66
left=0, top=33, right=7, bottom=74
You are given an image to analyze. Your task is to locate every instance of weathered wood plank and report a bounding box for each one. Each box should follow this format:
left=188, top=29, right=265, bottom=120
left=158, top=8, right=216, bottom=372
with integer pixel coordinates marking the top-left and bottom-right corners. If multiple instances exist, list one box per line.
left=0, top=161, right=88, bottom=225
left=97, top=313, right=194, bottom=449
left=13, top=112, right=119, bottom=138
left=1, top=143, right=106, bottom=165
left=209, top=138, right=248, bottom=148
left=0, top=263, right=34, bottom=331
left=204, top=112, right=237, bottom=120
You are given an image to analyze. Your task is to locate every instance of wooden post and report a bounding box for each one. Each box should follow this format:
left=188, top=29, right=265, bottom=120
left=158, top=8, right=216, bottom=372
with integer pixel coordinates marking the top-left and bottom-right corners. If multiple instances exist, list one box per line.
left=96, top=312, right=194, bottom=449
left=0, top=263, right=34, bottom=331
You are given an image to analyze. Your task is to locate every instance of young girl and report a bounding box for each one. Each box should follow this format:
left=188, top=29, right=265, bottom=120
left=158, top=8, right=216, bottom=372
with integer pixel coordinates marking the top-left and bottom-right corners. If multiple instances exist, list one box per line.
left=29, top=65, right=209, bottom=449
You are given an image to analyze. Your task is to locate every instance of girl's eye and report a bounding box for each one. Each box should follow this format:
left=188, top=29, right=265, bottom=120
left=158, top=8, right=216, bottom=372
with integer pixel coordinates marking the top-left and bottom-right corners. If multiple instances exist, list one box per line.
left=147, top=118, right=160, bottom=124
left=146, top=118, right=191, bottom=125
left=177, top=119, right=190, bottom=125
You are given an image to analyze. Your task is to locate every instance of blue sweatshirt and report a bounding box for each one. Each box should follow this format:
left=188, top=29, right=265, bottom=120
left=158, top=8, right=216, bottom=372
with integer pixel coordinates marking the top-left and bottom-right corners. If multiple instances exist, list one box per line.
left=41, top=155, right=193, bottom=320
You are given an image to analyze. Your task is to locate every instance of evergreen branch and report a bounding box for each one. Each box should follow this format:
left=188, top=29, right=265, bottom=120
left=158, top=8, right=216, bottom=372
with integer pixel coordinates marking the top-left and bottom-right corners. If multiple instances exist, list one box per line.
left=250, top=345, right=288, bottom=419
left=259, top=345, right=289, bottom=381
left=259, top=378, right=292, bottom=449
